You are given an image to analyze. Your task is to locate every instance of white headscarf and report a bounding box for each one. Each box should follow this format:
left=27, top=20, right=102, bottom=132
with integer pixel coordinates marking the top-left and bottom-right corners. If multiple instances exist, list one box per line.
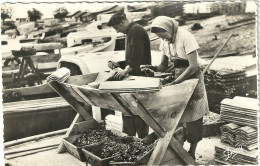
left=151, top=16, right=179, bottom=43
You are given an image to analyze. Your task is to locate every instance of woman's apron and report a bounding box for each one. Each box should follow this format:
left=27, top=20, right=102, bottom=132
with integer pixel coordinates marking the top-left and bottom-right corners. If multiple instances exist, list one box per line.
left=172, top=58, right=209, bottom=123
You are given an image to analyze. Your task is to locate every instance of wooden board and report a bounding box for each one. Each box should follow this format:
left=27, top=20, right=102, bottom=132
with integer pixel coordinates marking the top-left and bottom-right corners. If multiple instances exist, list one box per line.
left=65, top=73, right=98, bottom=86
left=98, top=78, right=161, bottom=93
left=133, top=79, right=198, bottom=111
left=22, top=42, right=63, bottom=51
left=76, top=86, right=132, bottom=116
left=121, top=79, right=198, bottom=165
left=3, top=97, right=70, bottom=115
left=48, top=81, right=95, bottom=122
left=131, top=79, right=199, bottom=131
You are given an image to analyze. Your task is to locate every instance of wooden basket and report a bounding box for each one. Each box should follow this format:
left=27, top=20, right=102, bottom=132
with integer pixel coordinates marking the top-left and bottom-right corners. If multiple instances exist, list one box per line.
left=109, top=147, right=154, bottom=166
left=63, top=134, right=100, bottom=162
left=82, top=144, right=118, bottom=166
left=109, top=134, right=156, bottom=166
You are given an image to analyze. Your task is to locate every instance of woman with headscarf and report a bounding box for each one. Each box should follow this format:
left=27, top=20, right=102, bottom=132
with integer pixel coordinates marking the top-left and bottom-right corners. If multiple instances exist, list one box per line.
left=141, top=16, right=209, bottom=160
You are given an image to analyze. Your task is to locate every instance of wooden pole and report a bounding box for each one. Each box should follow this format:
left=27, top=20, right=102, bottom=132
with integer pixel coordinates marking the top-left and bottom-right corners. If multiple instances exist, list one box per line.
left=5, top=144, right=59, bottom=155
left=6, top=147, right=57, bottom=160
left=203, top=34, right=234, bottom=74
left=4, top=128, right=67, bottom=148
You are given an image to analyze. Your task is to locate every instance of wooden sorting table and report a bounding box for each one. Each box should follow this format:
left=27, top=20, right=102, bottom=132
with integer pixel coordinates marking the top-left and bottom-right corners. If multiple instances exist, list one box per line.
left=48, top=72, right=199, bottom=165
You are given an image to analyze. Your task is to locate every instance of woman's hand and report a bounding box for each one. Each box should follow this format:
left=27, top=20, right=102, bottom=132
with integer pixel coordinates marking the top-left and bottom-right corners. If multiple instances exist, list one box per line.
left=164, top=80, right=178, bottom=87
left=141, top=68, right=155, bottom=77
left=140, top=65, right=157, bottom=71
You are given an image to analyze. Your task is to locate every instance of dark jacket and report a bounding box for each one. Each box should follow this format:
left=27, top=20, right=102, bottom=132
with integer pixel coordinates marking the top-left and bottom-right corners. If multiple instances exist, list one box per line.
left=125, top=22, right=151, bottom=76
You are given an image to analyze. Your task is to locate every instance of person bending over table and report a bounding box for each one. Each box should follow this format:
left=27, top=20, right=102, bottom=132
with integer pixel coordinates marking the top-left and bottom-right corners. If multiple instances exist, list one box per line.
left=141, top=16, right=209, bottom=160
left=106, top=11, right=151, bottom=139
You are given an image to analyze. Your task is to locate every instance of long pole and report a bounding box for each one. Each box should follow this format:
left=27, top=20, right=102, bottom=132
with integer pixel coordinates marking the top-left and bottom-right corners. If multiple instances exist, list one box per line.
left=203, top=34, right=234, bottom=74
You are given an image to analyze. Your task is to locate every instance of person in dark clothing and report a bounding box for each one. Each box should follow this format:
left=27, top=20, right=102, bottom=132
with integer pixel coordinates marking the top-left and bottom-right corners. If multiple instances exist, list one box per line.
left=107, top=11, right=151, bottom=139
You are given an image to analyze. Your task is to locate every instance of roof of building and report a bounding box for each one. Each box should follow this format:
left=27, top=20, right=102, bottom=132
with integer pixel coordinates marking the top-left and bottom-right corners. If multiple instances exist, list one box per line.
left=66, top=11, right=81, bottom=17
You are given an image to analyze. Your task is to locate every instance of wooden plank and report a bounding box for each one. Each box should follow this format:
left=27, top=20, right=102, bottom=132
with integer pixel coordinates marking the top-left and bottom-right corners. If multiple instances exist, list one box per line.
left=134, top=80, right=197, bottom=165
left=169, top=137, right=197, bottom=165
left=98, top=79, right=161, bottom=93
left=65, top=73, right=98, bottom=85
left=148, top=91, right=195, bottom=164
left=3, top=105, right=71, bottom=114
left=48, top=81, right=94, bottom=121
left=5, top=146, right=58, bottom=160
left=146, top=102, right=187, bottom=131
left=57, top=116, right=100, bottom=153
left=71, top=87, right=95, bottom=106
left=23, top=42, right=63, bottom=51
left=121, top=94, right=166, bottom=138
left=57, top=113, right=80, bottom=153
left=93, top=71, right=114, bottom=83
left=133, top=79, right=198, bottom=132
left=3, top=100, right=68, bottom=109
left=147, top=129, right=175, bottom=165
left=133, top=79, right=199, bottom=110
left=160, top=148, right=185, bottom=165
left=3, top=83, right=55, bottom=97
left=65, top=85, right=87, bottom=105
left=77, top=86, right=132, bottom=116
left=3, top=101, right=69, bottom=110
left=4, top=128, right=67, bottom=148
left=111, top=93, right=137, bottom=115
left=3, top=97, right=66, bottom=107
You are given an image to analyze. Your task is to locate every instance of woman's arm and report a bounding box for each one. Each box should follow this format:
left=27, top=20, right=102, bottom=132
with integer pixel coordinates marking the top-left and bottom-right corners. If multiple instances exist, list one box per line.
left=156, top=55, right=169, bottom=72
left=173, top=50, right=198, bottom=84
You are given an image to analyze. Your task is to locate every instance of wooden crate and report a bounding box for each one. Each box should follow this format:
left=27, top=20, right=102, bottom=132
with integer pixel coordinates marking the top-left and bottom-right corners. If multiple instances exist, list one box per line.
left=109, top=148, right=154, bottom=166
left=63, top=134, right=99, bottom=162
left=62, top=122, right=103, bottom=162
left=109, top=134, right=156, bottom=166
left=82, top=144, right=118, bottom=166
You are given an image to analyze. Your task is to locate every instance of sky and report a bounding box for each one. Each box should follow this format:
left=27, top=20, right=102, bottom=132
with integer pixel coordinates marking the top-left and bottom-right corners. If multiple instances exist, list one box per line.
left=2, top=1, right=257, bottom=20
left=2, top=1, right=148, bottom=19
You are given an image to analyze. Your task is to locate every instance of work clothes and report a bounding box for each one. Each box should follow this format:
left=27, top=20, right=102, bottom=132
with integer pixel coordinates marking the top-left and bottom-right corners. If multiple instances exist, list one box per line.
left=159, top=28, right=204, bottom=64
left=122, top=115, right=149, bottom=139
left=184, top=117, right=203, bottom=143
left=158, top=27, right=209, bottom=123
left=151, top=16, right=179, bottom=44
left=123, top=22, right=151, bottom=138
left=125, top=22, right=151, bottom=76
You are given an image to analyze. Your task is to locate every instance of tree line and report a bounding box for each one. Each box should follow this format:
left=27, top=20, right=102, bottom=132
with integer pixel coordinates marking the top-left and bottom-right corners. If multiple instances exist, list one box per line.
left=1, top=5, right=69, bottom=24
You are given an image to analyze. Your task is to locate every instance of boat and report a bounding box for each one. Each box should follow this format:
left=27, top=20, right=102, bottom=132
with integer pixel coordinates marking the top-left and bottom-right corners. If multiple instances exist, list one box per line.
left=66, top=28, right=117, bottom=48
